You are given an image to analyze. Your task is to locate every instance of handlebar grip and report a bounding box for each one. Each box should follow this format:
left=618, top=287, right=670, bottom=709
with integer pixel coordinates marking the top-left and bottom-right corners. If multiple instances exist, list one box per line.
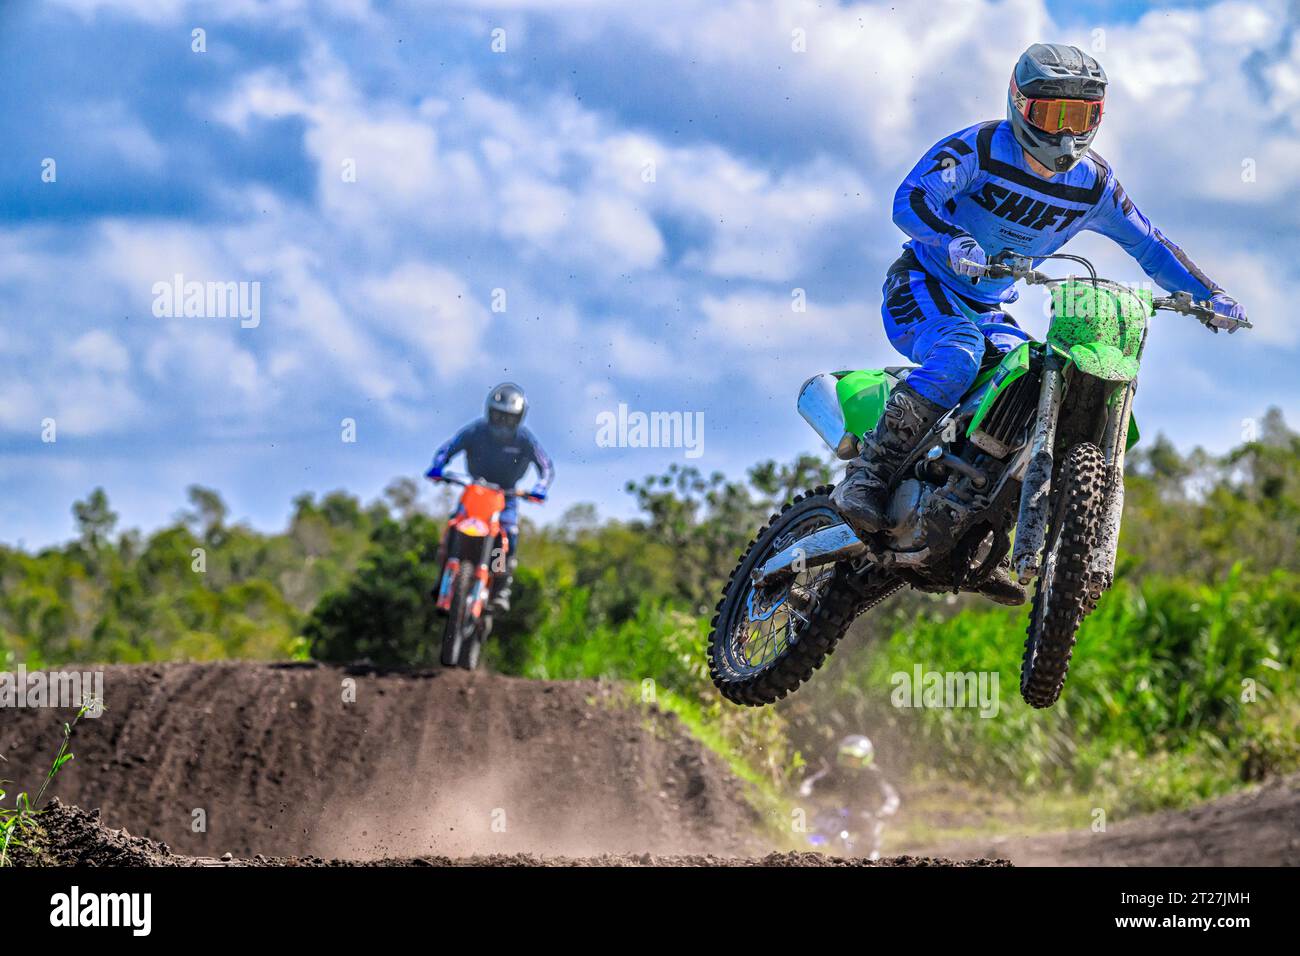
left=1165, top=293, right=1253, bottom=332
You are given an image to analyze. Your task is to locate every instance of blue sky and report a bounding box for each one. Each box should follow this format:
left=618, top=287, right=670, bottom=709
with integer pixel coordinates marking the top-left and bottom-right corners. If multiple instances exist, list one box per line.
left=1, top=0, right=1298, bottom=547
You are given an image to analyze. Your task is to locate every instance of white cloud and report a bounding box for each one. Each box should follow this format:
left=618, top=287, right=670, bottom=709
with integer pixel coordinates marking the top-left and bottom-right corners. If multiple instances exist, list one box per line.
left=357, top=263, right=490, bottom=378
left=68, top=330, right=130, bottom=374
left=144, top=328, right=264, bottom=404
left=6, top=0, right=1300, bottom=547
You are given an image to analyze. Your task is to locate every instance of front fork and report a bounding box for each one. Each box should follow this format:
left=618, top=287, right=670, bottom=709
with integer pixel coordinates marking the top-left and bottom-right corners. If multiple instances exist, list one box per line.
left=1089, top=381, right=1134, bottom=602
left=1010, top=359, right=1133, bottom=589
left=434, top=530, right=491, bottom=616
left=435, top=558, right=460, bottom=611
left=1010, top=356, right=1064, bottom=583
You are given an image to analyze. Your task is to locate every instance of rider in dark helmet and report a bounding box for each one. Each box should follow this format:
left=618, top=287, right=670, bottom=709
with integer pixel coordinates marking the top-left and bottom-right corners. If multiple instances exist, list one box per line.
left=832, top=42, right=1248, bottom=605
left=426, top=383, right=554, bottom=613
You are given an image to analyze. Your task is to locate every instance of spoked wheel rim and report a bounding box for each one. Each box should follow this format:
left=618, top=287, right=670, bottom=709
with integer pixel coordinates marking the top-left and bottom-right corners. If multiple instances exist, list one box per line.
left=724, top=506, right=839, bottom=677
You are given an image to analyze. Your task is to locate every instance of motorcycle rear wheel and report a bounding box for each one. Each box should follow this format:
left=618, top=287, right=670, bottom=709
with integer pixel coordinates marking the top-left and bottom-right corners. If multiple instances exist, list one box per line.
left=708, top=487, right=900, bottom=706
left=458, top=611, right=487, bottom=670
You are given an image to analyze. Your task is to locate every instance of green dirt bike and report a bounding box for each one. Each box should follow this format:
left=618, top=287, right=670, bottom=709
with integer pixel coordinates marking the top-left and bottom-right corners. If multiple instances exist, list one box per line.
left=708, top=253, right=1249, bottom=709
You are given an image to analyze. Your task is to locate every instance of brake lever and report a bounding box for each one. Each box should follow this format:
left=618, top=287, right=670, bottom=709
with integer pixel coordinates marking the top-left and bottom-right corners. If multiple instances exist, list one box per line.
left=980, top=255, right=1048, bottom=284
left=1163, top=291, right=1253, bottom=332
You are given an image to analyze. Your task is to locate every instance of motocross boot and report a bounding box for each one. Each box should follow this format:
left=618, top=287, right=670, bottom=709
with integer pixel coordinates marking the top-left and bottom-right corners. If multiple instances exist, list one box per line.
left=832, top=382, right=947, bottom=537
left=974, top=555, right=1027, bottom=606
left=488, top=556, right=517, bottom=615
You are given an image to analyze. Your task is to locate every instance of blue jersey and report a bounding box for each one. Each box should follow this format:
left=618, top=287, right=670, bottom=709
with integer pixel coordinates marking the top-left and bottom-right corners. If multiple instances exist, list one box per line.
left=894, top=120, right=1220, bottom=305
left=431, top=419, right=554, bottom=491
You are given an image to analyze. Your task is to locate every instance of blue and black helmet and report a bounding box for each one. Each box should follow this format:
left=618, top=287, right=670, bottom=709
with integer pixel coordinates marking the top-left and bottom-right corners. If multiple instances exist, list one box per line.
left=486, top=382, right=527, bottom=439
left=1008, top=43, right=1108, bottom=173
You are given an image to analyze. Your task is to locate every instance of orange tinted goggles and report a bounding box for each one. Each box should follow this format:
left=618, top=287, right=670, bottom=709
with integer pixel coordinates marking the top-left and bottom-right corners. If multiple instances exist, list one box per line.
left=1012, top=79, right=1104, bottom=134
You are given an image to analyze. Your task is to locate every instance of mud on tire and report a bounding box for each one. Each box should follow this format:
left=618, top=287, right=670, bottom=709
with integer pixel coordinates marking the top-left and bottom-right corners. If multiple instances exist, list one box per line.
left=1021, top=442, right=1106, bottom=709
left=708, top=487, right=899, bottom=707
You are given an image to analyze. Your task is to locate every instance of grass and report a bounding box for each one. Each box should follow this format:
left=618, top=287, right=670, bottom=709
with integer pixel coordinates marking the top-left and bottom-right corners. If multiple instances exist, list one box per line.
left=0, top=699, right=97, bottom=866
left=488, top=566, right=1300, bottom=846
left=842, top=567, right=1300, bottom=814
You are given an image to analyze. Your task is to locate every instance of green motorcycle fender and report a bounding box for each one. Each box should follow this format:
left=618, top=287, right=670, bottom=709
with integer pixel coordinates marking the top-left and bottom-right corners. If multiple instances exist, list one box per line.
left=1066, top=341, right=1140, bottom=382
left=1063, top=343, right=1141, bottom=449
left=835, top=369, right=892, bottom=439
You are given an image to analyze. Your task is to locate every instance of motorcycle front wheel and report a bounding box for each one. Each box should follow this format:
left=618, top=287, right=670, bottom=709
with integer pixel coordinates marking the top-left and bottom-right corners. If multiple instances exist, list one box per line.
left=1020, top=441, right=1106, bottom=708
left=440, top=564, right=478, bottom=668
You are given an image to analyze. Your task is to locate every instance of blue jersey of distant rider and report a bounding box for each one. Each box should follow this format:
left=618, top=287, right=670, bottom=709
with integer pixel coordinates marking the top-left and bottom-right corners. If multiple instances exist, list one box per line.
left=430, top=419, right=554, bottom=494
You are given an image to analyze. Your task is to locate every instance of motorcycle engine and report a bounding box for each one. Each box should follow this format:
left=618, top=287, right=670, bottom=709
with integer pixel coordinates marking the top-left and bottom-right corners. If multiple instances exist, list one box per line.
left=886, top=478, right=928, bottom=551
left=887, top=474, right=982, bottom=557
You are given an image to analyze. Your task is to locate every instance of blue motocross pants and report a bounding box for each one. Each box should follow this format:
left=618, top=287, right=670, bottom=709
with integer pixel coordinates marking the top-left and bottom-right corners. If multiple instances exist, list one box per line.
left=881, top=250, right=1032, bottom=408
left=500, top=496, right=518, bottom=557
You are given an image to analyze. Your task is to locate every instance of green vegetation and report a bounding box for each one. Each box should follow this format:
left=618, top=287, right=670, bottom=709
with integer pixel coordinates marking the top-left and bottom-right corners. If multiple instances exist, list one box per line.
left=843, top=569, right=1300, bottom=815
left=1, top=483, right=397, bottom=668
left=3, top=411, right=1298, bottom=821
left=0, top=699, right=93, bottom=865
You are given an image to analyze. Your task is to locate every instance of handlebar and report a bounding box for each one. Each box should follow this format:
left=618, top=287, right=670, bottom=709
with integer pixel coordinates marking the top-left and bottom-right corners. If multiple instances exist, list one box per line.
left=426, top=471, right=544, bottom=502
left=1151, top=290, right=1252, bottom=332
left=960, top=254, right=1251, bottom=332
left=970, top=258, right=1052, bottom=285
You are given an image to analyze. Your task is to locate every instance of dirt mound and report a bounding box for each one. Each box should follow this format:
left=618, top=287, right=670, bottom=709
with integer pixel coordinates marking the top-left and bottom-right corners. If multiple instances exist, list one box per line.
left=926, top=772, right=1300, bottom=866
left=9, top=799, right=186, bottom=867
left=13, top=660, right=1282, bottom=867
left=1, top=662, right=765, bottom=861
left=15, top=799, right=1005, bottom=866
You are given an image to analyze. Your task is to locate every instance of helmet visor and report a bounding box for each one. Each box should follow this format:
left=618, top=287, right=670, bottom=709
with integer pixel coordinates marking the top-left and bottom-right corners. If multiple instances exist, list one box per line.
left=487, top=408, right=521, bottom=431
left=1013, top=79, right=1104, bottom=134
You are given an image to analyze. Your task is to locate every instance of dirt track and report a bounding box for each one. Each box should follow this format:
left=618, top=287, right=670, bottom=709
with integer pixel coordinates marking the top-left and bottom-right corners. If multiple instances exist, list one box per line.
left=5, top=661, right=1296, bottom=866
left=14, top=799, right=1003, bottom=867
left=926, top=772, right=1300, bottom=866
left=2, top=662, right=772, bottom=861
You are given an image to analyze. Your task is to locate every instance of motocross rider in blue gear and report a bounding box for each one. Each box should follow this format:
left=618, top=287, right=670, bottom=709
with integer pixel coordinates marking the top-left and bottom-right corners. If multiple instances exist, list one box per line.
left=832, top=43, right=1248, bottom=605
left=427, top=383, right=554, bottom=613
left=799, top=735, right=900, bottom=861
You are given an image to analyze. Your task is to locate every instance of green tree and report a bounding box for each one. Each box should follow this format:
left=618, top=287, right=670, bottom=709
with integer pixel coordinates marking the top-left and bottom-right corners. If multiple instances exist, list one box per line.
left=72, top=488, right=117, bottom=551
left=304, top=513, right=442, bottom=667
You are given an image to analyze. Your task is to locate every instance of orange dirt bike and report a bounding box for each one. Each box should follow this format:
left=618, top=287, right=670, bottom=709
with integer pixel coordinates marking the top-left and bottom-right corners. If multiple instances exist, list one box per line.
left=430, top=473, right=542, bottom=670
